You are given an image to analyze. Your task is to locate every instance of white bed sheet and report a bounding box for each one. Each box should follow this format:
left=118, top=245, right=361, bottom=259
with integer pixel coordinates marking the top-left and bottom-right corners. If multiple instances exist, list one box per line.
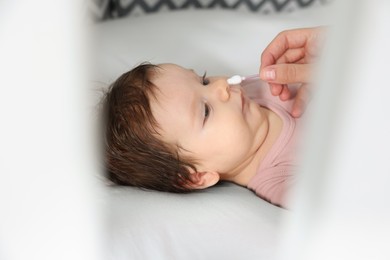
left=108, top=183, right=284, bottom=259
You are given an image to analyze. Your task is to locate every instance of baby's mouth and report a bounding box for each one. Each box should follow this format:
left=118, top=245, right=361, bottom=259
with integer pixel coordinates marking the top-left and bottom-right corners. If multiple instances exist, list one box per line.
left=230, top=86, right=247, bottom=113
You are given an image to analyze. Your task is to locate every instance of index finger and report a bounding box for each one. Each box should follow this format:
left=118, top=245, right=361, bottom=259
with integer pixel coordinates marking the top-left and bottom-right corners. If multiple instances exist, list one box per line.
left=260, top=28, right=316, bottom=70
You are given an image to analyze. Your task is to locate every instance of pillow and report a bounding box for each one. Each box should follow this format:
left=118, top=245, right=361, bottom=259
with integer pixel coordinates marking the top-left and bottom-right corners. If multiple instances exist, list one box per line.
left=89, top=0, right=331, bottom=20
left=93, top=7, right=331, bottom=260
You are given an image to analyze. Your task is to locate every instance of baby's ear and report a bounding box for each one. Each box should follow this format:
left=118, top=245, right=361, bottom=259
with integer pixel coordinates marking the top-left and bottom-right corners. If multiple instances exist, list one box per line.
left=187, top=171, right=220, bottom=189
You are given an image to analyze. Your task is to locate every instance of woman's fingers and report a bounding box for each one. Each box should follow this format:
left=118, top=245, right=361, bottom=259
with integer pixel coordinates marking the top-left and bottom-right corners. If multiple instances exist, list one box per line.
left=260, top=63, right=312, bottom=84
left=291, top=84, right=311, bottom=118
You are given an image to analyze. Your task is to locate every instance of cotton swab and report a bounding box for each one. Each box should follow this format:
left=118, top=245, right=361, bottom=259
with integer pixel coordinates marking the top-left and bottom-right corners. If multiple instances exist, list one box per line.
left=227, top=74, right=259, bottom=85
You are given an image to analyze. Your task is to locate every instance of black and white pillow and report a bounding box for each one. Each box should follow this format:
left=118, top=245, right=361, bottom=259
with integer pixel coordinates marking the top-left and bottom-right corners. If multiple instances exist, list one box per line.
left=90, top=0, right=332, bottom=21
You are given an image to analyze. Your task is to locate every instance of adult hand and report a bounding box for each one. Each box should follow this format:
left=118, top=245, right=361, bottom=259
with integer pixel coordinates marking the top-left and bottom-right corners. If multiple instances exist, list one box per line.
left=259, top=27, right=325, bottom=117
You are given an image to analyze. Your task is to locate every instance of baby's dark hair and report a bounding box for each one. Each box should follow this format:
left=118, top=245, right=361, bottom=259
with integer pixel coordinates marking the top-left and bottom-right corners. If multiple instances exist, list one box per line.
left=102, top=63, right=198, bottom=192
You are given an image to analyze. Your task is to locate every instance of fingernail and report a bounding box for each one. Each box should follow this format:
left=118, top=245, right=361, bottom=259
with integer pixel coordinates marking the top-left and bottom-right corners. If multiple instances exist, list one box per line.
left=292, top=107, right=303, bottom=118
left=263, top=69, right=275, bottom=80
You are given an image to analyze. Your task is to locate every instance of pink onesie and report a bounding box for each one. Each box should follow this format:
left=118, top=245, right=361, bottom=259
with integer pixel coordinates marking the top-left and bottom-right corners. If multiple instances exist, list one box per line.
left=243, top=80, right=304, bottom=208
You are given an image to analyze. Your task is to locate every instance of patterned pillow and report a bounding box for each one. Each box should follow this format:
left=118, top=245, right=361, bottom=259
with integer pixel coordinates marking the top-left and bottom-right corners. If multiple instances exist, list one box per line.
left=90, top=0, right=332, bottom=21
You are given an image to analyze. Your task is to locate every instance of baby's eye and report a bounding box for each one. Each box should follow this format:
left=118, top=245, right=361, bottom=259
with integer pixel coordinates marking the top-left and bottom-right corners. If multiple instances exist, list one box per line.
left=203, top=103, right=210, bottom=125
left=202, top=72, right=210, bottom=86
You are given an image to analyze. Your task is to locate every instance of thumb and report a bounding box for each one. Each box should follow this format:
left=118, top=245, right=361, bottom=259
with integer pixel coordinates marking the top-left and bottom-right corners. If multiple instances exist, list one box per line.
left=260, top=64, right=312, bottom=84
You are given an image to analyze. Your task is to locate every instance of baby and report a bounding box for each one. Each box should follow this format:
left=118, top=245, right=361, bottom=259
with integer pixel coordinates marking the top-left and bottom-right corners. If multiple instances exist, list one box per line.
left=102, top=62, right=303, bottom=208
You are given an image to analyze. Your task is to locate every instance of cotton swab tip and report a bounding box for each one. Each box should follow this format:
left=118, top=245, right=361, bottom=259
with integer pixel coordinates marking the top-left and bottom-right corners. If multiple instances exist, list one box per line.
left=227, top=75, right=244, bottom=85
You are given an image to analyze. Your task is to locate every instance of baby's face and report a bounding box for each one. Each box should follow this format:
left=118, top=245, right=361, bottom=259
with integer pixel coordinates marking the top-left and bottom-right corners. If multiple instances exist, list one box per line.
left=150, top=63, right=271, bottom=179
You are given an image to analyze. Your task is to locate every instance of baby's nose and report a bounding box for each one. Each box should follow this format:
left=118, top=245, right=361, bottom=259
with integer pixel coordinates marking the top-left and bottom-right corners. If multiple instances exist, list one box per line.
left=213, top=79, right=230, bottom=102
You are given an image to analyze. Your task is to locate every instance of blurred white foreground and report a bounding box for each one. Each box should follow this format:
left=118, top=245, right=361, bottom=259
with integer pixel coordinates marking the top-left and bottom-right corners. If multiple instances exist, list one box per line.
left=0, top=1, right=104, bottom=260
left=280, top=1, right=390, bottom=259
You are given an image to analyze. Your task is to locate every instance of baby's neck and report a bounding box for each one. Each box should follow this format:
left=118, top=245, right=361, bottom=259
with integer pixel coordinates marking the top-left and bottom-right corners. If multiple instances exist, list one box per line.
left=229, top=106, right=283, bottom=186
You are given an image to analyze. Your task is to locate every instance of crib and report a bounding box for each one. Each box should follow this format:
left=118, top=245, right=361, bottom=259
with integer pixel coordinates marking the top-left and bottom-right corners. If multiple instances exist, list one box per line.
left=1, top=0, right=389, bottom=259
